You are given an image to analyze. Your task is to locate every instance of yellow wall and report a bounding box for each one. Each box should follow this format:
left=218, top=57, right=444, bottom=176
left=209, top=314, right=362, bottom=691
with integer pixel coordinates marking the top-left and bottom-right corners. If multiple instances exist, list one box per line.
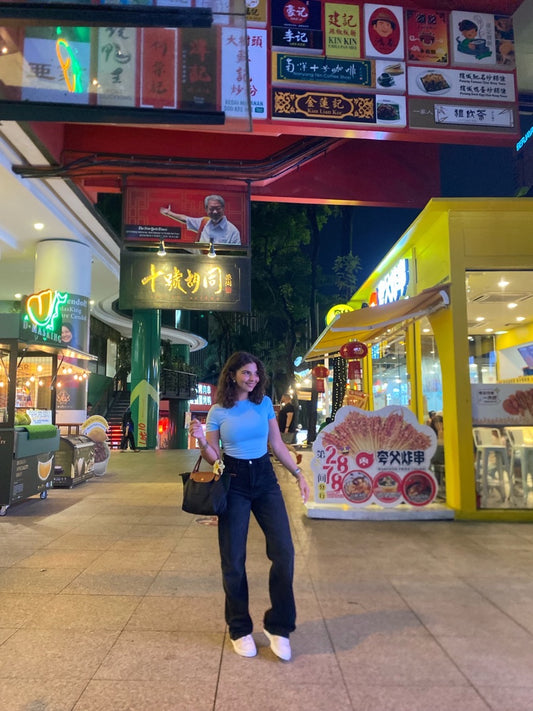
left=350, top=198, right=533, bottom=521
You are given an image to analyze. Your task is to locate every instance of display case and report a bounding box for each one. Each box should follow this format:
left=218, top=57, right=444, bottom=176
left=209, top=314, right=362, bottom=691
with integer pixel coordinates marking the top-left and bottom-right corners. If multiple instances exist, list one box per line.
left=53, top=434, right=95, bottom=488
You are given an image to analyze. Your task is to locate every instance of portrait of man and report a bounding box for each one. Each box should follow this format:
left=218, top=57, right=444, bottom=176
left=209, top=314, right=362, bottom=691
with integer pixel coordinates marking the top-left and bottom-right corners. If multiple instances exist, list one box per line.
left=160, top=194, right=241, bottom=245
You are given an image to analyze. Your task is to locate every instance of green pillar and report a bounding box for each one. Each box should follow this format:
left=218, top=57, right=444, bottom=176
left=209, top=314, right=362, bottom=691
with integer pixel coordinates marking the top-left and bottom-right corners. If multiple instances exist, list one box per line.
left=170, top=343, right=190, bottom=450
left=130, top=309, right=160, bottom=450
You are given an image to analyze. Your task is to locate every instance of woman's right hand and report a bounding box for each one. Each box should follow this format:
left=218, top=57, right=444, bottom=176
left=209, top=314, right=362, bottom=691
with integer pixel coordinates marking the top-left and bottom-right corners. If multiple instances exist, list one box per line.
left=189, top=418, right=204, bottom=441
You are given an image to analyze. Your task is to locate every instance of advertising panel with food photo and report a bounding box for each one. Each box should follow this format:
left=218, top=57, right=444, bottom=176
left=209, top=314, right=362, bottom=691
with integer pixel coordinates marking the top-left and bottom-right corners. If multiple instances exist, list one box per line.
left=407, top=66, right=516, bottom=103
left=312, top=405, right=438, bottom=508
left=471, top=384, right=533, bottom=425
left=124, top=185, right=249, bottom=247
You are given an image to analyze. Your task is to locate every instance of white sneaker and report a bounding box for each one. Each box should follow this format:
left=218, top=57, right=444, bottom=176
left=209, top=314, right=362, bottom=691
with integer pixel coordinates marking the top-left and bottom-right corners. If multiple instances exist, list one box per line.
left=231, top=634, right=257, bottom=658
left=263, top=629, right=291, bottom=661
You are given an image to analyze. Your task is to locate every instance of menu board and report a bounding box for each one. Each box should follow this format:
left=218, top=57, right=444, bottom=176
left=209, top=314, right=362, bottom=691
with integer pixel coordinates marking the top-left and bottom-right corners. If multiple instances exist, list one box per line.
left=312, top=405, right=438, bottom=508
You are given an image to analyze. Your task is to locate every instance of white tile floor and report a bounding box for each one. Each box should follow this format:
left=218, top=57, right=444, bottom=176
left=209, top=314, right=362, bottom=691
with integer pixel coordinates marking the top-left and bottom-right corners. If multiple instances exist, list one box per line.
left=1, top=448, right=533, bottom=710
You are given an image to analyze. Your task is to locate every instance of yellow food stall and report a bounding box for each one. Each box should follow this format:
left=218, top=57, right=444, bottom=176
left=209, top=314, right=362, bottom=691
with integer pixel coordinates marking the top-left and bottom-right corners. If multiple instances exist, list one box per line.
left=306, top=198, right=533, bottom=521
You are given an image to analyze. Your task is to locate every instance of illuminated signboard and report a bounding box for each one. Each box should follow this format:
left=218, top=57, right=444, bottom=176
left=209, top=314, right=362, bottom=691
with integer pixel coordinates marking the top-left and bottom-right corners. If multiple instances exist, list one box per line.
left=119, top=251, right=251, bottom=311
left=371, top=258, right=409, bottom=305
left=25, top=289, right=67, bottom=331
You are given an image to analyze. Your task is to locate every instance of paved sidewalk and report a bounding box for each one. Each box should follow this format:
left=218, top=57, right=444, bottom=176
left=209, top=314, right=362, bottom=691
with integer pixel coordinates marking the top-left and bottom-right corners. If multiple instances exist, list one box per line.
left=1, top=447, right=533, bottom=710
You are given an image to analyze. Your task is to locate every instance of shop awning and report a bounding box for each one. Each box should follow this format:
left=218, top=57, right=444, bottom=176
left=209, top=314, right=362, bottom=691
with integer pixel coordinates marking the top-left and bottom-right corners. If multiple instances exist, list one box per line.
left=304, top=284, right=450, bottom=362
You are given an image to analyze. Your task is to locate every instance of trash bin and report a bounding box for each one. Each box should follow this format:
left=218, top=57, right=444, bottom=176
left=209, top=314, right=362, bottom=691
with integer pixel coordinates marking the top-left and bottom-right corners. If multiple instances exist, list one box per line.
left=53, top=435, right=95, bottom=488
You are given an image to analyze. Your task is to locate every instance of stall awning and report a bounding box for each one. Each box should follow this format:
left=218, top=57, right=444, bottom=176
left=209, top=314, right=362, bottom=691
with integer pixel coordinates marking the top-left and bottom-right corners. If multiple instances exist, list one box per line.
left=304, top=284, right=450, bottom=362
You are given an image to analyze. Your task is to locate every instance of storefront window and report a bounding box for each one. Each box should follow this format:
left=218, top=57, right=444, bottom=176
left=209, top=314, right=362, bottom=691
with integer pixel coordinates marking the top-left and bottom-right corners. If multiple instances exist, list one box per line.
left=421, top=321, right=442, bottom=415
left=467, top=270, right=533, bottom=509
left=371, top=332, right=408, bottom=409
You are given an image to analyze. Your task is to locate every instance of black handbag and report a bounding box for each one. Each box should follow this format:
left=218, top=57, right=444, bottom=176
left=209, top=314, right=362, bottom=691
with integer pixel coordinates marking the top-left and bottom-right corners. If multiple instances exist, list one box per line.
left=180, top=457, right=230, bottom=516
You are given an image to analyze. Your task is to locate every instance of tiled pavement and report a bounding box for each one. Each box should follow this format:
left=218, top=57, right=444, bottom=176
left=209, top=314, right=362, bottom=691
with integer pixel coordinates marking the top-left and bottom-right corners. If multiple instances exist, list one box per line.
left=1, top=448, right=533, bottom=710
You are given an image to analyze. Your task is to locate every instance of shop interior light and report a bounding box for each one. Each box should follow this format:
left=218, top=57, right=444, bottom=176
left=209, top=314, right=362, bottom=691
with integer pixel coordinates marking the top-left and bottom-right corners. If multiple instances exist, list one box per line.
left=476, top=316, right=485, bottom=322
left=516, top=316, right=526, bottom=322
left=157, top=240, right=166, bottom=257
left=508, top=302, right=518, bottom=309
left=33, top=222, right=44, bottom=231
left=207, top=238, right=216, bottom=258
left=498, top=277, right=509, bottom=288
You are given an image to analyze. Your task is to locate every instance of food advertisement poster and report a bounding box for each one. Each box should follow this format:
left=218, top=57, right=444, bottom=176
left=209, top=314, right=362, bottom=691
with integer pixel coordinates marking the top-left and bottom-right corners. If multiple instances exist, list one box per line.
left=364, top=4, right=404, bottom=60
left=450, top=11, right=496, bottom=67
left=376, top=95, right=406, bottom=125
left=406, top=9, right=448, bottom=65
left=375, top=59, right=406, bottom=92
left=324, top=2, right=361, bottom=59
left=407, top=66, right=516, bottom=103
left=312, top=406, right=438, bottom=508
left=471, top=384, right=533, bottom=425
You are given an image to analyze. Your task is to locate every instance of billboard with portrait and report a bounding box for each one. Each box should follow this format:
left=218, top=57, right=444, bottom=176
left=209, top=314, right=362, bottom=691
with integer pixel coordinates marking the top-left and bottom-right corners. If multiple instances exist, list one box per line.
left=123, top=184, right=249, bottom=248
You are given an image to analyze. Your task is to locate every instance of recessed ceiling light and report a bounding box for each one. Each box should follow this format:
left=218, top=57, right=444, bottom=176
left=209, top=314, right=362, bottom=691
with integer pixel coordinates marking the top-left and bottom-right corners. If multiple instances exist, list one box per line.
left=508, top=302, right=518, bottom=309
left=422, top=328, right=430, bottom=333
left=516, top=316, right=526, bottom=322
left=476, top=316, right=485, bottom=322
left=14, top=293, right=22, bottom=299
left=33, top=222, right=44, bottom=231
left=498, top=278, right=509, bottom=288
left=485, top=328, right=494, bottom=332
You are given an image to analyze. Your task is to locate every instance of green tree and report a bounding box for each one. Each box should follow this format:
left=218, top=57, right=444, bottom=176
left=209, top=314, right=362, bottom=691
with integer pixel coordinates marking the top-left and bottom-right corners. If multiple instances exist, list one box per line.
left=250, top=202, right=337, bottom=405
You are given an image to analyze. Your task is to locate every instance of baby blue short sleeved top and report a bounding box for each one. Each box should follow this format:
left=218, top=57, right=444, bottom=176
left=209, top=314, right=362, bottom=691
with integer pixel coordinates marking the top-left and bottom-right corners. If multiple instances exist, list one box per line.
left=206, top=396, right=276, bottom=459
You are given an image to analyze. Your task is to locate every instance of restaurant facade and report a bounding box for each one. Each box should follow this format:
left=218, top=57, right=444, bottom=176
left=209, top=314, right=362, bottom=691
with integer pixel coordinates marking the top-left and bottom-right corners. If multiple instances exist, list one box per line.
left=306, top=197, right=533, bottom=521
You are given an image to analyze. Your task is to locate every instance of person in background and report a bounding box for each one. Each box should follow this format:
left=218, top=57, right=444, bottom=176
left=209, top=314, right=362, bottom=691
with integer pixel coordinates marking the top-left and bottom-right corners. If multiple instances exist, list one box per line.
left=160, top=194, right=241, bottom=245
left=277, top=393, right=302, bottom=465
left=190, top=351, right=310, bottom=661
left=120, top=407, right=137, bottom=452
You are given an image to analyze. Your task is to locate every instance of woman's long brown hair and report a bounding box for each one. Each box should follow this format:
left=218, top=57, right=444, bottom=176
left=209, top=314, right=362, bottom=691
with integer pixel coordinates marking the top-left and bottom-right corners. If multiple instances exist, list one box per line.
left=216, top=351, right=267, bottom=408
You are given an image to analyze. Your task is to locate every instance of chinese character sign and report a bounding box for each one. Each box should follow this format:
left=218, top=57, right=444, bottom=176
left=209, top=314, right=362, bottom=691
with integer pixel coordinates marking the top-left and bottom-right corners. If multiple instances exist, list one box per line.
left=97, top=26, right=137, bottom=107
left=324, top=2, right=361, bottom=59
left=221, top=27, right=267, bottom=119
left=119, top=252, right=251, bottom=311
left=312, top=406, right=438, bottom=507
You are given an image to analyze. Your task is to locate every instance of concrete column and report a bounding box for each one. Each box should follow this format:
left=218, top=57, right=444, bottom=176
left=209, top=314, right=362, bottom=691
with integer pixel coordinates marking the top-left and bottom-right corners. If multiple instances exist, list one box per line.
left=34, top=239, right=91, bottom=423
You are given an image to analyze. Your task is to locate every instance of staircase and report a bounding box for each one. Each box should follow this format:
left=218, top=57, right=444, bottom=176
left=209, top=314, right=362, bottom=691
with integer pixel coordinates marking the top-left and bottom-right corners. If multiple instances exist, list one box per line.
left=106, top=392, right=131, bottom=449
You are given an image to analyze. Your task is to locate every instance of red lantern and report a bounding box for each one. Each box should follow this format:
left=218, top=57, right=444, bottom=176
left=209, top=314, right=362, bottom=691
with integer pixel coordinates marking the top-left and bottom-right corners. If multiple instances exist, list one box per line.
left=339, top=341, right=368, bottom=380
left=312, top=364, right=330, bottom=393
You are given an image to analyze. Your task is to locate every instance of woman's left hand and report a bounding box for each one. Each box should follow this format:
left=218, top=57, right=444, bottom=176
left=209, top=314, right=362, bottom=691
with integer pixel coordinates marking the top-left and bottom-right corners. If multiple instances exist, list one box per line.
left=297, top=473, right=311, bottom=504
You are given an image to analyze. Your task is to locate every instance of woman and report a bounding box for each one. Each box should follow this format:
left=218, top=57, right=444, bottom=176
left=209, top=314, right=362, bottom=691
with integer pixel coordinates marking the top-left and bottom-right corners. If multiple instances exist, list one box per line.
left=190, top=351, right=310, bottom=661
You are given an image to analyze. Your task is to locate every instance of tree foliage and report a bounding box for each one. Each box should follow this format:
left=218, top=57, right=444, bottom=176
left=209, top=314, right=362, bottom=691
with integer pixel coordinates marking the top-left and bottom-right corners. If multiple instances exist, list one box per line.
left=249, top=201, right=337, bottom=399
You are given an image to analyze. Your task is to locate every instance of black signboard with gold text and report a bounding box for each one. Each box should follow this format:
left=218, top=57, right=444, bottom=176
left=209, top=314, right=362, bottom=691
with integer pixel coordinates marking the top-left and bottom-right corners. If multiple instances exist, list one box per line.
left=119, top=251, right=251, bottom=312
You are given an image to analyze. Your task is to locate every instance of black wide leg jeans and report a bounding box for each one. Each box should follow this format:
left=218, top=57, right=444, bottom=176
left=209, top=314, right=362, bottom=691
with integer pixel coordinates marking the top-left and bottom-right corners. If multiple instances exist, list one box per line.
left=219, top=453, right=296, bottom=640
